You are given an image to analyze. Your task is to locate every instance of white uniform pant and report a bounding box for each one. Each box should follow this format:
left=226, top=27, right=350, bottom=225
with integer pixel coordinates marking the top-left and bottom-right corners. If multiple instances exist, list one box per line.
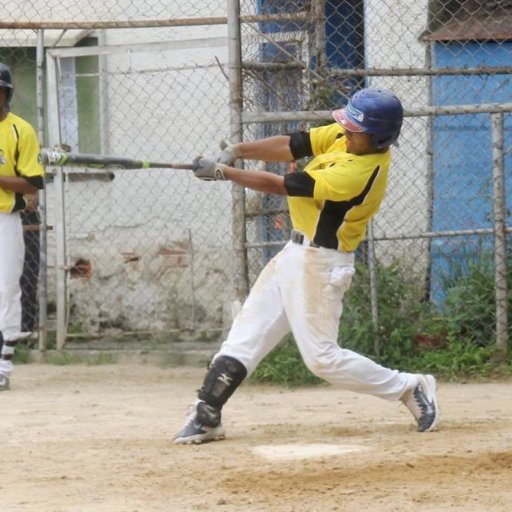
left=216, top=241, right=417, bottom=401
left=0, top=212, right=25, bottom=377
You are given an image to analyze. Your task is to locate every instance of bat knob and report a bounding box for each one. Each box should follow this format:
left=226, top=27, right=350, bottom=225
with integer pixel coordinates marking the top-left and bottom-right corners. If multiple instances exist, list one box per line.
left=38, top=149, right=67, bottom=166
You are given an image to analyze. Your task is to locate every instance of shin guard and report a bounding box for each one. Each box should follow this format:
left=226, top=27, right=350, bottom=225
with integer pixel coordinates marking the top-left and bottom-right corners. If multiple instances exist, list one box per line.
left=198, top=355, right=247, bottom=410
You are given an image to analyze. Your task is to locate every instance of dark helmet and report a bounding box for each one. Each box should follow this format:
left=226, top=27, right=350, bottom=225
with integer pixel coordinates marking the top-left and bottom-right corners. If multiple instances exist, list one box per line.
left=0, top=62, right=14, bottom=105
left=332, top=88, right=404, bottom=149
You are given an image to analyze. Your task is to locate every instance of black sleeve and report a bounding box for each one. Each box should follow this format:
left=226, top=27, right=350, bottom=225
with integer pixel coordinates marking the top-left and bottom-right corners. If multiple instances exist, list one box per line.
left=24, top=176, right=44, bottom=190
left=288, top=131, right=313, bottom=159
left=284, top=172, right=315, bottom=197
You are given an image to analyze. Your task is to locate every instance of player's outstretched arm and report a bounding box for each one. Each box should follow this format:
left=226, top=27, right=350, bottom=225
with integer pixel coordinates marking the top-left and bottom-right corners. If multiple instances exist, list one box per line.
left=218, top=135, right=293, bottom=164
left=192, top=158, right=286, bottom=195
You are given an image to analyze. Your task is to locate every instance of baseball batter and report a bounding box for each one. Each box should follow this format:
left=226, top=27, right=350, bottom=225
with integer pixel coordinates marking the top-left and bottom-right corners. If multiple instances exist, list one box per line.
left=0, top=62, right=45, bottom=391
left=174, top=88, right=439, bottom=444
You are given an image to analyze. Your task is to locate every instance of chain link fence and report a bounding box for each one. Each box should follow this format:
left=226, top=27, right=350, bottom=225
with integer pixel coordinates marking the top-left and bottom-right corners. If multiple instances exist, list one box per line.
left=44, top=37, right=234, bottom=345
left=0, top=0, right=510, bottom=353
left=237, top=0, right=511, bottom=355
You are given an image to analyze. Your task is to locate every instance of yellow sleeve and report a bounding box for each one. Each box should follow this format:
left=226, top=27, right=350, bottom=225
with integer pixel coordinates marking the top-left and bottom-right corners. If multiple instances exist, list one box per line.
left=309, top=123, right=345, bottom=156
left=17, top=122, right=44, bottom=178
left=308, top=164, right=359, bottom=202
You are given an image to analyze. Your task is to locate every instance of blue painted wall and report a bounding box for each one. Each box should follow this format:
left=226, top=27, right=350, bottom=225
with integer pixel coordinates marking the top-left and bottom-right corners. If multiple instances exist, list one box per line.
left=430, top=42, right=512, bottom=303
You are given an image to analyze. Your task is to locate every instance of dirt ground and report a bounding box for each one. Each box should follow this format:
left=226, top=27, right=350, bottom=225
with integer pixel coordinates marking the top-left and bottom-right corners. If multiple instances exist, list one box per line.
left=2, top=363, right=512, bottom=512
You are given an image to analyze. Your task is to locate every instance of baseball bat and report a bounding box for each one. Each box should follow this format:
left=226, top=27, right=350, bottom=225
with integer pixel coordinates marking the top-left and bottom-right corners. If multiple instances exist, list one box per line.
left=39, top=149, right=194, bottom=170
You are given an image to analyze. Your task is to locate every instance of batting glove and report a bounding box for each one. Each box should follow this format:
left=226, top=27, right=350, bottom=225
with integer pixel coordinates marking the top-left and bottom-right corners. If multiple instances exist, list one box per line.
left=217, top=141, right=242, bottom=165
left=193, top=158, right=227, bottom=181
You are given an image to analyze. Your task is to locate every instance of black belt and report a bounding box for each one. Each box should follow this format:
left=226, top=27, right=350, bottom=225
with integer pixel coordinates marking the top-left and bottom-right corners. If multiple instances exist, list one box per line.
left=291, top=230, right=320, bottom=248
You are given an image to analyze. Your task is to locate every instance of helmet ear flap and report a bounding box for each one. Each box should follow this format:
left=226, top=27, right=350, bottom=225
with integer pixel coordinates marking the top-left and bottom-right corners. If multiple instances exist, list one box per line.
left=371, top=132, right=399, bottom=150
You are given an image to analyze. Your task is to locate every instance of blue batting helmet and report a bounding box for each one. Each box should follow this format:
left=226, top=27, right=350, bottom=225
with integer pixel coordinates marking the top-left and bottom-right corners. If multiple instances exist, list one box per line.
left=332, top=88, right=403, bottom=149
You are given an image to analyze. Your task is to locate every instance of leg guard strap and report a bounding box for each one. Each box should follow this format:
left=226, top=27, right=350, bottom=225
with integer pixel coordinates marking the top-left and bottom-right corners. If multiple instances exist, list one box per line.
left=196, top=401, right=222, bottom=428
left=1, top=338, right=17, bottom=361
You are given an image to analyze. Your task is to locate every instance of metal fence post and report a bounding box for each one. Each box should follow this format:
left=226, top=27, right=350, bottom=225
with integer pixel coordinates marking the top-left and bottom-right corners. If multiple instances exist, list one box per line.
left=46, top=52, right=68, bottom=350
left=36, top=29, right=48, bottom=352
left=491, top=112, right=509, bottom=358
left=367, top=219, right=380, bottom=357
left=227, top=0, right=248, bottom=311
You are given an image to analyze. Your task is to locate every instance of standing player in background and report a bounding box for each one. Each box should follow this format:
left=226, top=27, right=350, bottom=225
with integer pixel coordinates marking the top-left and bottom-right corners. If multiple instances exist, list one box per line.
left=0, top=62, right=45, bottom=391
left=174, top=87, right=439, bottom=444
left=20, top=192, right=42, bottom=334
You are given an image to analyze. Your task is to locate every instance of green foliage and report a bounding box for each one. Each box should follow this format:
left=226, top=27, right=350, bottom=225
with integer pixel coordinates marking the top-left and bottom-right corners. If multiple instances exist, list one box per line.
left=44, top=351, right=114, bottom=365
left=68, top=323, right=85, bottom=335
left=440, top=254, right=501, bottom=345
left=410, top=339, right=496, bottom=380
left=12, top=344, right=113, bottom=366
left=250, top=335, right=323, bottom=387
left=13, top=344, right=31, bottom=364
left=340, top=261, right=427, bottom=368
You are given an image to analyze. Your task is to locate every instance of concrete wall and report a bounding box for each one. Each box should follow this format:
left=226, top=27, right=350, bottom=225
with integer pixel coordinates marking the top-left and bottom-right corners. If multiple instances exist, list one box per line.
left=365, top=0, right=432, bottom=275
left=37, top=2, right=236, bottom=334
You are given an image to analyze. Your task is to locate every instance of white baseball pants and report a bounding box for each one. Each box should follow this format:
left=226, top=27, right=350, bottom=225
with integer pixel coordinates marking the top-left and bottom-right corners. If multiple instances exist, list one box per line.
left=216, top=240, right=418, bottom=401
left=0, top=211, right=25, bottom=377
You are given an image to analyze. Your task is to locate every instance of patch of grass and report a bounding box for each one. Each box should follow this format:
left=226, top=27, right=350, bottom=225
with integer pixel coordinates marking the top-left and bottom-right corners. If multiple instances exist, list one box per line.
left=44, top=351, right=114, bottom=366
left=13, top=344, right=31, bottom=364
